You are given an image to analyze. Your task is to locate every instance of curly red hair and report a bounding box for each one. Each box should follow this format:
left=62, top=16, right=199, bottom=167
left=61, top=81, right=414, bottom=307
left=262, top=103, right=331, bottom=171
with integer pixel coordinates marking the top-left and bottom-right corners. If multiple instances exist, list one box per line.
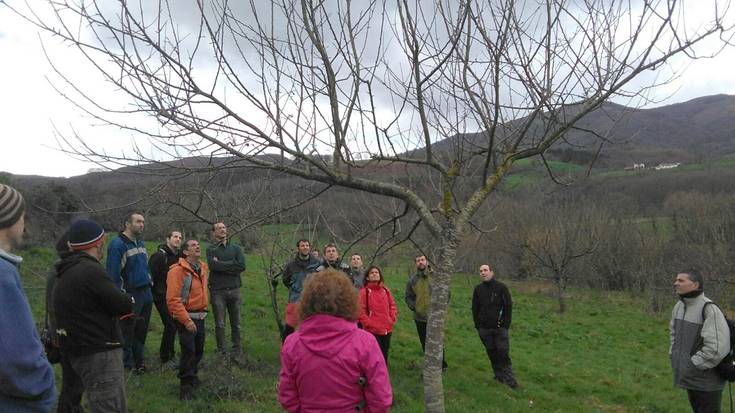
left=298, top=269, right=359, bottom=322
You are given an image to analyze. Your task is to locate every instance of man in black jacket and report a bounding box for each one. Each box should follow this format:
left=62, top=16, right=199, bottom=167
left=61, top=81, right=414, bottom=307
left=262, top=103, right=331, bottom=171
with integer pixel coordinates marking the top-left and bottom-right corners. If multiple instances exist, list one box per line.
left=471, top=264, right=518, bottom=389
left=322, top=243, right=350, bottom=274
left=54, top=219, right=135, bottom=412
left=148, top=230, right=182, bottom=367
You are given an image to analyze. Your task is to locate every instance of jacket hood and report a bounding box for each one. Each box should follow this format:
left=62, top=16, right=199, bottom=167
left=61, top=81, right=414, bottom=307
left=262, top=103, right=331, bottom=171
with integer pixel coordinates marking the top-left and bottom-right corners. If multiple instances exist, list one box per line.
left=55, top=251, right=98, bottom=275
left=157, top=243, right=176, bottom=255
left=298, top=314, right=358, bottom=358
left=0, top=247, right=22, bottom=266
left=366, top=280, right=385, bottom=290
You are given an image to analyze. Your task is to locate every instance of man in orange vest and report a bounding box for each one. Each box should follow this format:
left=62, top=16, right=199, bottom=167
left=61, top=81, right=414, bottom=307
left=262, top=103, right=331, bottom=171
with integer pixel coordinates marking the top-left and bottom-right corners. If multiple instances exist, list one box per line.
left=167, top=239, right=209, bottom=401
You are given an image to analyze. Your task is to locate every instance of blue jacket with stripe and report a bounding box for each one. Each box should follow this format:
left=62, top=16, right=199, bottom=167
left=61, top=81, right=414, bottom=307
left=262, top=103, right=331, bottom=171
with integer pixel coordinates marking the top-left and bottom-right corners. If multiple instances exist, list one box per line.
left=106, top=233, right=152, bottom=296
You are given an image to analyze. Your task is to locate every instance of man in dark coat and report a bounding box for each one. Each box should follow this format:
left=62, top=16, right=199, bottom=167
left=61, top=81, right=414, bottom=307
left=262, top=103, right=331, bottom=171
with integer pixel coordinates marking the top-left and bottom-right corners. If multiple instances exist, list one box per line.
left=206, top=222, right=246, bottom=355
left=54, top=219, right=135, bottom=412
left=471, top=264, right=518, bottom=389
left=148, top=230, right=182, bottom=367
left=46, top=231, right=85, bottom=413
left=321, top=243, right=350, bottom=274
left=281, top=239, right=322, bottom=341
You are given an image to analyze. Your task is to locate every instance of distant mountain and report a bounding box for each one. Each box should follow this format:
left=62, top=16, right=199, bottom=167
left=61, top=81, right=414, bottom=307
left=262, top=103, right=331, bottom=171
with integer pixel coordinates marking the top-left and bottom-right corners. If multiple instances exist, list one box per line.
left=431, top=94, right=735, bottom=167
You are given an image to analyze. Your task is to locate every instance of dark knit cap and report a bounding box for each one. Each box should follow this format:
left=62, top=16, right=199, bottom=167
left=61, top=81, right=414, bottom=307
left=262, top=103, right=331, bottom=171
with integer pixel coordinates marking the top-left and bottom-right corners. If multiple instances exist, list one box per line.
left=68, top=219, right=105, bottom=251
left=0, top=184, right=25, bottom=229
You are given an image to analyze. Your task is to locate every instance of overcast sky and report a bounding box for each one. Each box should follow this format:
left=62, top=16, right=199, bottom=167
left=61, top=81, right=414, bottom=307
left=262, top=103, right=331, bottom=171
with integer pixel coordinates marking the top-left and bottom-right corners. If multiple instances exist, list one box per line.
left=2, top=3, right=735, bottom=178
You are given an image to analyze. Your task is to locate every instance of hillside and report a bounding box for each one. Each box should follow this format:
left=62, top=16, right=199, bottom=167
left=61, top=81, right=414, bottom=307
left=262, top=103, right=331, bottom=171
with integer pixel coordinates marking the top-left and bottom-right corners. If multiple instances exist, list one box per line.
left=431, top=94, right=735, bottom=167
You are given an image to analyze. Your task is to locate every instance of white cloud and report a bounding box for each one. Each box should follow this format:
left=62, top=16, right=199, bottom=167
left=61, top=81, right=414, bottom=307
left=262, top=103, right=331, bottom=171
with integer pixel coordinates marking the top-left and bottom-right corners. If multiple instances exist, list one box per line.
left=1, top=2, right=734, bottom=177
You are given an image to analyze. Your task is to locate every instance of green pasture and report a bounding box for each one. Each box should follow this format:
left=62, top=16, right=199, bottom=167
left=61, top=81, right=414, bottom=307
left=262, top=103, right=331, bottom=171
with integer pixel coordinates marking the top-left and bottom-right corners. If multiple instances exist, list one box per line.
left=18, top=246, right=713, bottom=412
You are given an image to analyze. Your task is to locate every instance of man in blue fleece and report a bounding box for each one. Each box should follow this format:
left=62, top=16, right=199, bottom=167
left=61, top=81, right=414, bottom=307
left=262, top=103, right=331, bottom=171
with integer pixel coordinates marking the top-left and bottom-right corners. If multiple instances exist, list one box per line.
left=0, top=184, right=56, bottom=412
left=107, top=212, right=153, bottom=374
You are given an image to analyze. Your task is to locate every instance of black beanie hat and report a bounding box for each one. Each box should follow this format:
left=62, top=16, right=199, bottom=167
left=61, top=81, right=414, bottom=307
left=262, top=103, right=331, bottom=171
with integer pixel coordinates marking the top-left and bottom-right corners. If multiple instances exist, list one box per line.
left=0, top=184, right=25, bottom=229
left=68, top=219, right=105, bottom=251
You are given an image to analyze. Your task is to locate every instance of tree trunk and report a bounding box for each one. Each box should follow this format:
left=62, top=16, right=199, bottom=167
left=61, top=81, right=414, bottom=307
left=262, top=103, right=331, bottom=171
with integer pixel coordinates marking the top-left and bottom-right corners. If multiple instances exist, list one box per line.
left=423, top=230, right=461, bottom=413
left=556, top=272, right=566, bottom=313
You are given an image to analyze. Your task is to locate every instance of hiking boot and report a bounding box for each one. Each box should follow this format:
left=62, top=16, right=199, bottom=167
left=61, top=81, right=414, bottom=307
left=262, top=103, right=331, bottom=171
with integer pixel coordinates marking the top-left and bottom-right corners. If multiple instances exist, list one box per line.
left=192, top=377, right=201, bottom=390
left=179, top=384, right=194, bottom=401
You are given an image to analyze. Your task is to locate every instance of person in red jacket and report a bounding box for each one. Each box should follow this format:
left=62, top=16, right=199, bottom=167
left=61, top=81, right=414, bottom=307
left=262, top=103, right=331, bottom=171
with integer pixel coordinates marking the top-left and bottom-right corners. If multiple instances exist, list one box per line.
left=167, top=239, right=209, bottom=401
left=279, top=269, right=392, bottom=413
left=359, top=266, right=398, bottom=364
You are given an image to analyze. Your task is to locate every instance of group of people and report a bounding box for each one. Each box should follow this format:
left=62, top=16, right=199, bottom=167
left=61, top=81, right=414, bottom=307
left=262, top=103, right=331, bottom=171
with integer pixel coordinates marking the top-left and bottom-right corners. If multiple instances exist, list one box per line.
left=2, top=181, right=726, bottom=413
left=276, top=240, right=520, bottom=412
left=45, top=214, right=247, bottom=407
left=0, top=182, right=526, bottom=412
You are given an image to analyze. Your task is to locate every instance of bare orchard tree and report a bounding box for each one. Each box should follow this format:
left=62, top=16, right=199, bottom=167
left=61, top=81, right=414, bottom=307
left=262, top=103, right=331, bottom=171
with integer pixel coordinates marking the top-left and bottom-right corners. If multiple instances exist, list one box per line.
left=11, top=0, right=735, bottom=410
left=523, top=199, right=599, bottom=313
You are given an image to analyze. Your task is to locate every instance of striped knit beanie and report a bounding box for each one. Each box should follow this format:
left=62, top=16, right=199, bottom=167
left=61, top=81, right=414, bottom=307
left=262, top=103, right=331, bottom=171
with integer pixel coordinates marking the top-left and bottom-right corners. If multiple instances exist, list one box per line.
left=0, top=184, right=25, bottom=229
left=68, top=219, right=105, bottom=251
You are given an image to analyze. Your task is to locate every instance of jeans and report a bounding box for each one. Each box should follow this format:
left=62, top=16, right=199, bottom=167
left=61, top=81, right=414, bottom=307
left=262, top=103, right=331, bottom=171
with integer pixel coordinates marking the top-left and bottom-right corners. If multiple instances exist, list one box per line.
left=414, top=320, right=447, bottom=369
left=57, top=356, right=85, bottom=413
left=478, top=327, right=517, bottom=386
left=687, top=389, right=723, bottom=413
left=211, top=288, right=241, bottom=353
left=68, top=348, right=126, bottom=413
left=177, top=319, right=205, bottom=387
left=121, top=298, right=152, bottom=369
left=153, top=298, right=177, bottom=362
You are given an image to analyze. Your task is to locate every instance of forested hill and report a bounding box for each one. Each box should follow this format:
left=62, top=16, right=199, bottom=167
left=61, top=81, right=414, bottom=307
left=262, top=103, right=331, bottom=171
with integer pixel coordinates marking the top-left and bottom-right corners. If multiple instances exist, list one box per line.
left=431, top=94, right=735, bottom=167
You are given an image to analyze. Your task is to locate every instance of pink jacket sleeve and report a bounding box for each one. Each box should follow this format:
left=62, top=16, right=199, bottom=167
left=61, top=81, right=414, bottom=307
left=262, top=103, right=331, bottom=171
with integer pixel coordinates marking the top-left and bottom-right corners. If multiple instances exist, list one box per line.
left=360, top=335, right=393, bottom=412
left=278, top=340, right=301, bottom=413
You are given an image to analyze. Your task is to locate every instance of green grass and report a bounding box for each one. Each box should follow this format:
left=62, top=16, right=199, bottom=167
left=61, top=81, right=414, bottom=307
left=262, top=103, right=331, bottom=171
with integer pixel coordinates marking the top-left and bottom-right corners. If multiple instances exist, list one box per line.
left=502, top=159, right=586, bottom=190
left=18, top=247, right=704, bottom=412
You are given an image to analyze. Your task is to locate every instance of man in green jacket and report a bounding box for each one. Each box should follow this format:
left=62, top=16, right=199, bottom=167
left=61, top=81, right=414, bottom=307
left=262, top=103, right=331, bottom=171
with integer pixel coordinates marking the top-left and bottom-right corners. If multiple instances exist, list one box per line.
left=405, top=254, right=447, bottom=370
left=206, top=222, right=246, bottom=355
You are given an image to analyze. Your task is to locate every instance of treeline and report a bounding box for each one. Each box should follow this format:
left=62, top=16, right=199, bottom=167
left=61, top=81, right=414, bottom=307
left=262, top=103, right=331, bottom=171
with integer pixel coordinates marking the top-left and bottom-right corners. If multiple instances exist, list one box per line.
left=456, top=184, right=735, bottom=312
left=7, top=161, right=735, bottom=313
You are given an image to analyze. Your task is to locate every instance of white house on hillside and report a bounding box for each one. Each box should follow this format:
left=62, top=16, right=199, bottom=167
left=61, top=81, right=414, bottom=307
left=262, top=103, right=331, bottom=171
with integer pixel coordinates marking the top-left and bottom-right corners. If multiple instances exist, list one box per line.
left=654, top=162, right=681, bottom=170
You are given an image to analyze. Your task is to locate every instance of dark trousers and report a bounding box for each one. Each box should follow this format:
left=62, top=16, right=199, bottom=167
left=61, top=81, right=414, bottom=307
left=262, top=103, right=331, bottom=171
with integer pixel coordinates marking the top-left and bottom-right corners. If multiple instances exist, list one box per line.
left=211, top=288, right=241, bottom=353
left=121, top=299, right=152, bottom=369
left=687, top=389, right=723, bottom=413
left=414, top=320, right=447, bottom=369
left=282, top=324, right=295, bottom=343
left=57, top=356, right=85, bottom=413
left=373, top=333, right=392, bottom=365
left=177, top=318, right=205, bottom=387
left=68, top=348, right=127, bottom=413
left=478, top=327, right=517, bottom=386
left=153, top=298, right=177, bottom=362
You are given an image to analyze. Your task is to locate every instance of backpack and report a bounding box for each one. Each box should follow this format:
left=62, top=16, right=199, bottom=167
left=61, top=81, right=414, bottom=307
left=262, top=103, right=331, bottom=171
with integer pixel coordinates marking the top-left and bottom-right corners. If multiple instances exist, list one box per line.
left=701, top=302, right=735, bottom=382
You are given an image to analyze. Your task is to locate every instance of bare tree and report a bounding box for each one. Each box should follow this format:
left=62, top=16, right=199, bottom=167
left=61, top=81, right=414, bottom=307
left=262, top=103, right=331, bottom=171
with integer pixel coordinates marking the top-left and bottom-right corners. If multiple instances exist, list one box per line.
left=10, top=0, right=735, bottom=410
left=523, top=199, right=599, bottom=312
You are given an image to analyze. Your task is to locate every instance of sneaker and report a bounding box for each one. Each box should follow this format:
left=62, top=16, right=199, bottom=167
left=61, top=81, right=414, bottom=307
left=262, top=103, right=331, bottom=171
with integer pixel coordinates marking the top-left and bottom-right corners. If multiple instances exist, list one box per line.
left=162, top=359, right=179, bottom=371
left=132, top=365, right=146, bottom=376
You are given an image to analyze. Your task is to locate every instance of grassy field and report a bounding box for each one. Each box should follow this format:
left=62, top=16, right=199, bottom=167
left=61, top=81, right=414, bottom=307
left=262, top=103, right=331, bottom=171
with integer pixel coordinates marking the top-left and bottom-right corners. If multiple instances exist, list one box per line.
left=17, top=245, right=715, bottom=412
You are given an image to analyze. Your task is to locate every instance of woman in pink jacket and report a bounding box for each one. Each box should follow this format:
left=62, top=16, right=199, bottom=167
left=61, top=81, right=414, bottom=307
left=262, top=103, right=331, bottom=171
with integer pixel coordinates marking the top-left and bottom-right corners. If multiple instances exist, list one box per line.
left=279, top=269, right=393, bottom=413
left=359, top=266, right=398, bottom=364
